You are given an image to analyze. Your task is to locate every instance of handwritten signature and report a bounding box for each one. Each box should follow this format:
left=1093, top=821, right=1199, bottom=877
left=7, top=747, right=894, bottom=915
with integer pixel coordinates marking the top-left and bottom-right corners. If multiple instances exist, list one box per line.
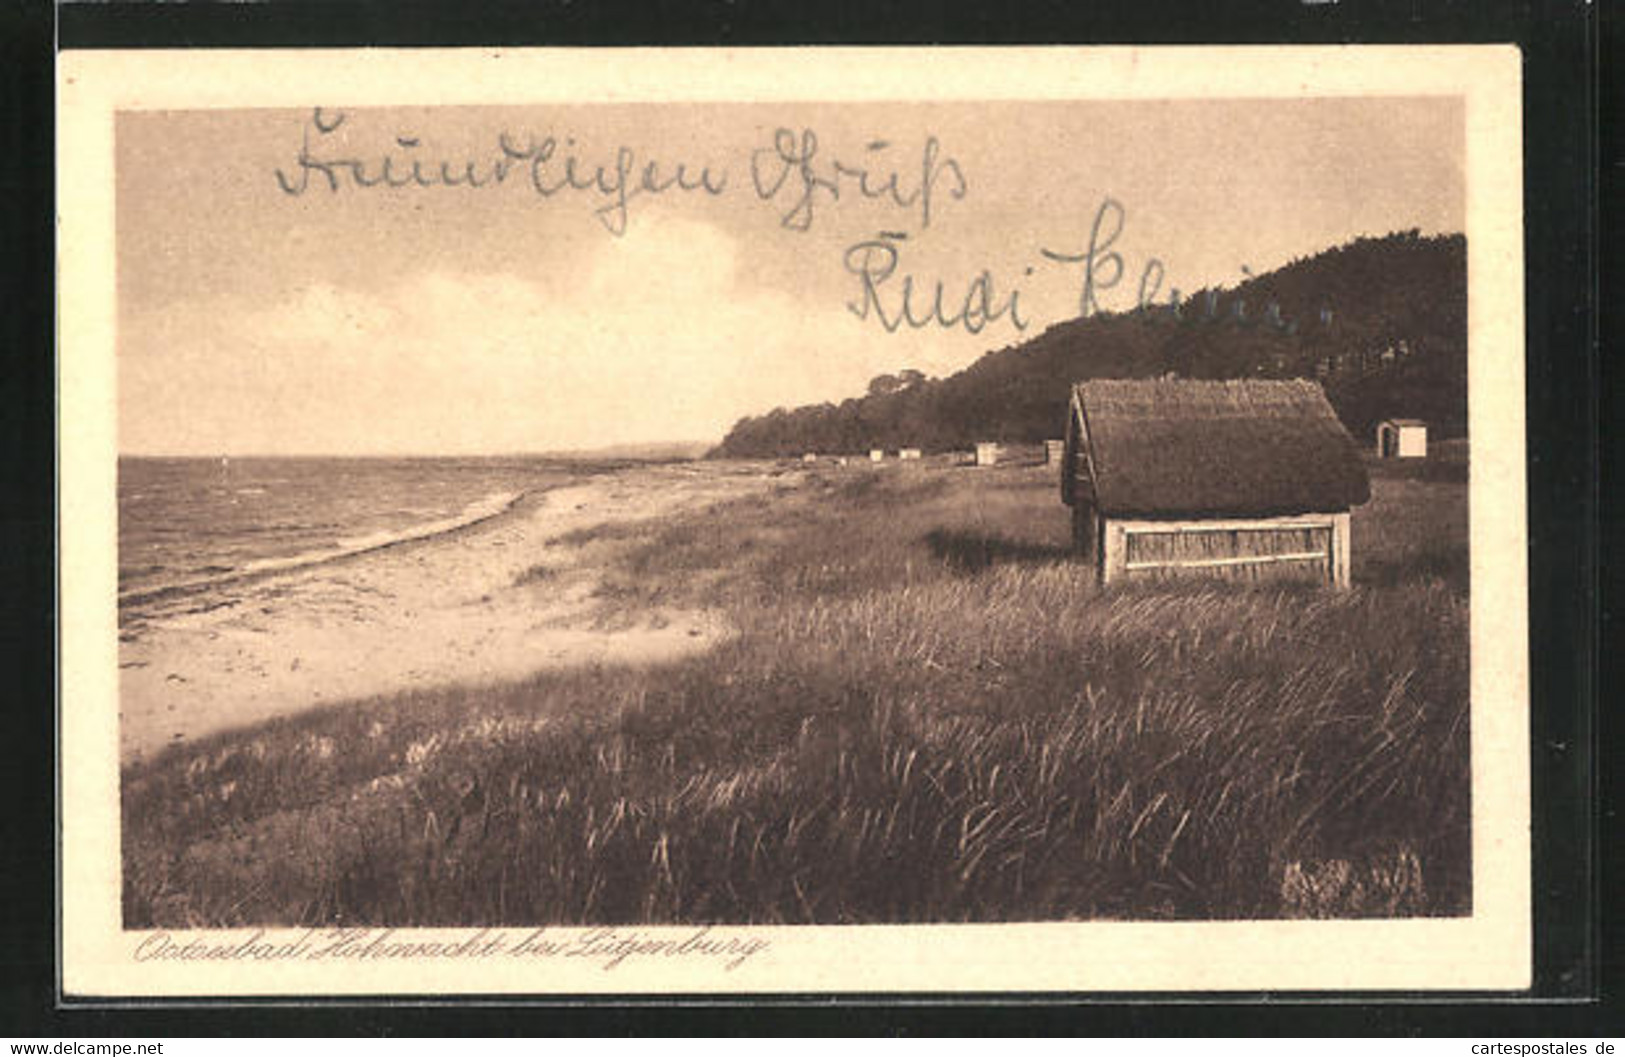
left=844, top=199, right=1172, bottom=335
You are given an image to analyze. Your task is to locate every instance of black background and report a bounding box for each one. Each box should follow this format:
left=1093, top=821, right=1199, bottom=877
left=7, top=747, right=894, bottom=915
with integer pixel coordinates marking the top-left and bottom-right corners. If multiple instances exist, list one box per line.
left=0, top=0, right=1607, bottom=1036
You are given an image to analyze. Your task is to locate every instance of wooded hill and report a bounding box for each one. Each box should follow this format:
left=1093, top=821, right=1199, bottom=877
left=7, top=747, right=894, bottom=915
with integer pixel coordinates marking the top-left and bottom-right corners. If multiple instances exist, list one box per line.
left=714, top=231, right=1466, bottom=457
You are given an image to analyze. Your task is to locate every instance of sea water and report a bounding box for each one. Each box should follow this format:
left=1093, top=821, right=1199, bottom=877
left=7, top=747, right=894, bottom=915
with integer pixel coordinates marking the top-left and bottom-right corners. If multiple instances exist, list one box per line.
left=118, top=456, right=613, bottom=602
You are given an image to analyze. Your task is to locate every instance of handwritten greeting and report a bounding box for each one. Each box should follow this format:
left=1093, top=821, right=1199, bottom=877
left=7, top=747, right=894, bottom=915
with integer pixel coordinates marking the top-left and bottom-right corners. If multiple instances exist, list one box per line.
left=274, top=108, right=1207, bottom=337
left=749, top=127, right=967, bottom=233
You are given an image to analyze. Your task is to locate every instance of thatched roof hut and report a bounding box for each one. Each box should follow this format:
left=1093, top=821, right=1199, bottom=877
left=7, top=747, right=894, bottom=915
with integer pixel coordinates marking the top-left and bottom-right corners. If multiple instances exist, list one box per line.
left=1062, top=379, right=1369, bottom=586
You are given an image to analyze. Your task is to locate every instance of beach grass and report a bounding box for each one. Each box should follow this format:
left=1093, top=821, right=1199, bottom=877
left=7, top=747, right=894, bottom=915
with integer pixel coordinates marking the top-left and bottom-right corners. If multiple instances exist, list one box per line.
left=122, top=459, right=1470, bottom=926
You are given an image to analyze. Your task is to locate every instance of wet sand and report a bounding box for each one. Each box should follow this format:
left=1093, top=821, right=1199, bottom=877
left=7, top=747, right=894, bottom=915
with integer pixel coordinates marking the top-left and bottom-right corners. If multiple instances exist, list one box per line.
left=118, top=461, right=789, bottom=766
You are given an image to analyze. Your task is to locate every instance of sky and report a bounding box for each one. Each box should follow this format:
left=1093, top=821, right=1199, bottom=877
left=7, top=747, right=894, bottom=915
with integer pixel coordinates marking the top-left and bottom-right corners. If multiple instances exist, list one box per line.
left=117, top=98, right=1463, bottom=455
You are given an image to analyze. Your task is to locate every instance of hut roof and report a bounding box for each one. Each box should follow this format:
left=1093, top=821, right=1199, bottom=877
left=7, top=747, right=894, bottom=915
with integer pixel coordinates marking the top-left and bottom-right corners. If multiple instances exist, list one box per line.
left=1072, top=379, right=1370, bottom=517
left=1382, top=418, right=1429, bottom=428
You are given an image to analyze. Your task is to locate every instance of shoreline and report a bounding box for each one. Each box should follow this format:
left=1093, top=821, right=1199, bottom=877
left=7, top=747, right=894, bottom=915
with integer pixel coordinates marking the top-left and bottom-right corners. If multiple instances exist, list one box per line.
left=118, top=489, right=529, bottom=612
left=118, top=461, right=794, bottom=767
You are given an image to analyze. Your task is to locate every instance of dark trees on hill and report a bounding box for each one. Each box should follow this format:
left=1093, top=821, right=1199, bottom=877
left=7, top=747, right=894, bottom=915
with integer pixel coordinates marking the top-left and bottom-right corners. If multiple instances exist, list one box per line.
left=714, top=232, right=1467, bottom=456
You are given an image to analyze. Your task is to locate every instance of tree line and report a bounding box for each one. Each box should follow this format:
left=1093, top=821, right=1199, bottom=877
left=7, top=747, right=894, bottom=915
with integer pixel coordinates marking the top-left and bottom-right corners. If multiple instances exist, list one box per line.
left=714, top=231, right=1466, bottom=457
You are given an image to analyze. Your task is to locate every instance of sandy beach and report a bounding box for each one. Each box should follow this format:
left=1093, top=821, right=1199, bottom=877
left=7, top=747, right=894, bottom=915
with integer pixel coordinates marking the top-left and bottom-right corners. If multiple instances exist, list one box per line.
left=118, top=461, right=789, bottom=766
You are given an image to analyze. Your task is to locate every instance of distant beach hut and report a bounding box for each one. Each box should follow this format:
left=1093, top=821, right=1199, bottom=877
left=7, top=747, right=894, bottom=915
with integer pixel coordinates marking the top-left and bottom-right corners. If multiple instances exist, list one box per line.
left=1044, top=439, right=1065, bottom=465
left=870, top=449, right=885, bottom=463
left=1061, top=379, right=1369, bottom=587
left=974, top=442, right=1000, bottom=467
left=801, top=452, right=819, bottom=463
left=1376, top=419, right=1428, bottom=459
left=898, top=448, right=922, bottom=460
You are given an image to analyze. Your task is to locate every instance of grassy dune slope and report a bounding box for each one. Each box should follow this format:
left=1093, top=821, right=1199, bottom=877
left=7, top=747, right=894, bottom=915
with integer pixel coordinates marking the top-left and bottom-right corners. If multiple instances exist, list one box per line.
left=123, top=454, right=1470, bottom=926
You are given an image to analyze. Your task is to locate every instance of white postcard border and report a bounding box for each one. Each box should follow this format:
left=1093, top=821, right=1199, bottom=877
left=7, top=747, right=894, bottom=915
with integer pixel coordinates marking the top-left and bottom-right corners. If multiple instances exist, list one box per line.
left=58, top=45, right=1529, bottom=997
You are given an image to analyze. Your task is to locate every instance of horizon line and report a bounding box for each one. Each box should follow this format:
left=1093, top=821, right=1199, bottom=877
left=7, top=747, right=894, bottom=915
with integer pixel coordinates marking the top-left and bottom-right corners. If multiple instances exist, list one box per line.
left=116, top=442, right=718, bottom=460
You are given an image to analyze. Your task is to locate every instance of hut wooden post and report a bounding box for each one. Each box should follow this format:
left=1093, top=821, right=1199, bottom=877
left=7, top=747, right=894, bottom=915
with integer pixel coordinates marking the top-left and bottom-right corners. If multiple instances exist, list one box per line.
left=1100, top=521, right=1128, bottom=584
left=1331, top=511, right=1352, bottom=588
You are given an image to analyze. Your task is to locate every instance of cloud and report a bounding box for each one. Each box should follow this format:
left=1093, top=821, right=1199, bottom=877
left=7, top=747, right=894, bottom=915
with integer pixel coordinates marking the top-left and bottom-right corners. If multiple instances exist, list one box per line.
left=120, top=211, right=922, bottom=454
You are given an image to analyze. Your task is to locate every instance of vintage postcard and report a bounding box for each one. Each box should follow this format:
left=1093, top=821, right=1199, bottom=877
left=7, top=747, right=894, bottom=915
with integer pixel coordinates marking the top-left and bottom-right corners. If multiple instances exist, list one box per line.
left=58, top=46, right=1528, bottom=996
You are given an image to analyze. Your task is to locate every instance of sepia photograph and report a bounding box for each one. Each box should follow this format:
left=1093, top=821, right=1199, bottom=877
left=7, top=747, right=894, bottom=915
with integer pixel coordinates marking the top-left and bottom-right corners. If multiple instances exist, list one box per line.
left=58, top=46, right=1529, bottom=995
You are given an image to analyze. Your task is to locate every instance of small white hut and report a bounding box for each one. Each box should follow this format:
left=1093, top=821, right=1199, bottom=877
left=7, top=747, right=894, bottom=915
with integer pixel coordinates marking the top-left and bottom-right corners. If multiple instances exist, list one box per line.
left=898, top=448, right=922, bottom=460
left=974, top=442, right=1000, bottom=467
left=801, top=452, right=819, bottom=463
left=1376, top=419, right=1428, bottom=459
left=869, top=449, right=885, bottom=463
left=1044, top=439, right=1065, bottom=465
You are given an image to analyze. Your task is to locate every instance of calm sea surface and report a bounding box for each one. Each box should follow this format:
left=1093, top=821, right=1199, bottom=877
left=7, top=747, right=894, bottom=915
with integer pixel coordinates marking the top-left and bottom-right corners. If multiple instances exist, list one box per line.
left=118, top=456, right=614, bottom=600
